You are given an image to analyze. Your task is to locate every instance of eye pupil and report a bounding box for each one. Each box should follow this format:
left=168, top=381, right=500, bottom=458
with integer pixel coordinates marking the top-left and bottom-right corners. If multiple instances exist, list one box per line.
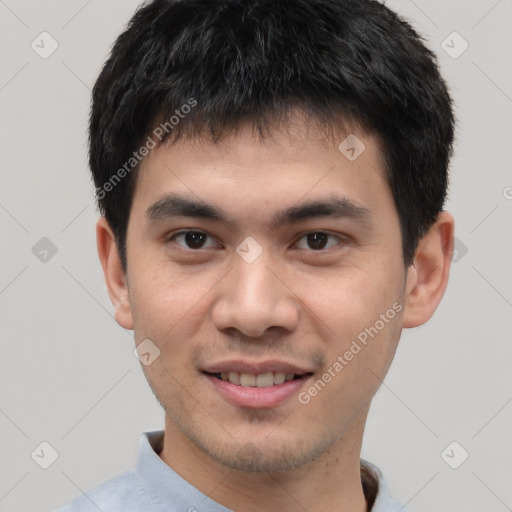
left=185, top=231, right=206, bottom=249
left=307, top=232, right=328, bottom=250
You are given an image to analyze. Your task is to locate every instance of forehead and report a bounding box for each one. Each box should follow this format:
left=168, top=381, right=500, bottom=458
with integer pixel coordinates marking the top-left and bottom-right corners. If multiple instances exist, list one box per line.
left=131, top=119, right=393, bottom=231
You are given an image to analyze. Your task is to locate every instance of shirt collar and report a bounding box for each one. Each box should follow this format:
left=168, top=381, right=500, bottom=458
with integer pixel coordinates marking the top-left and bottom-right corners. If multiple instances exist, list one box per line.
left=136, top=430, right=407, bottom=512
left=136, top=430, right=231, bottom=511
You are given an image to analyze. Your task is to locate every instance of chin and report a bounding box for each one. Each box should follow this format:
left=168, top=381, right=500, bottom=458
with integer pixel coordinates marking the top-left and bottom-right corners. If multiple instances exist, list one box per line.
left=193, top=429, right=336, bottom=474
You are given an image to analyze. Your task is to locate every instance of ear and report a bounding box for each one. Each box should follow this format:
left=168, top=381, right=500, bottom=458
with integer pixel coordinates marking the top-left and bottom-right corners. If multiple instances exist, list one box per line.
left=402, top=211, right=454, bottom=328
left=96, top=216, right=134, bottom=330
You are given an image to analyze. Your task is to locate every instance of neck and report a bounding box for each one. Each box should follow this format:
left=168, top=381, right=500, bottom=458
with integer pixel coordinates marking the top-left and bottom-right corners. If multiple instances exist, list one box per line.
left=159, top=412, right=370, bottom=512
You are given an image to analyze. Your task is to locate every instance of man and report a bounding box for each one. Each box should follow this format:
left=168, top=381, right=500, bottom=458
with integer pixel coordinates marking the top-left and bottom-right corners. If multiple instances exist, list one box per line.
left=56, top=0, right=455, bottom=510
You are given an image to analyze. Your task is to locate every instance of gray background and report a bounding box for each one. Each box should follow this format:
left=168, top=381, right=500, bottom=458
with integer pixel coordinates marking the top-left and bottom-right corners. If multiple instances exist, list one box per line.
left=0, top=1, right=511, bottom=511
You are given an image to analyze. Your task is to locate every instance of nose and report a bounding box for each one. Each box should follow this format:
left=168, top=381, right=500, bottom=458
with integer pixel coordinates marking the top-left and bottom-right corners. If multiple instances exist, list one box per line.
left=211, top=250, right=300, bottom=339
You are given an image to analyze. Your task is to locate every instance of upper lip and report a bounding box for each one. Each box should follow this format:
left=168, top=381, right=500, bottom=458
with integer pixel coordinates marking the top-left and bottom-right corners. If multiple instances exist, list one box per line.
left=203, top=359, right=313, bottom=375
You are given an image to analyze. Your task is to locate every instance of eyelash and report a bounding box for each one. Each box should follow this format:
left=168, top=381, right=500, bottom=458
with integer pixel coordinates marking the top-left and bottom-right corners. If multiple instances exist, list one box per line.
left=166, top=229, right=346, bottom=252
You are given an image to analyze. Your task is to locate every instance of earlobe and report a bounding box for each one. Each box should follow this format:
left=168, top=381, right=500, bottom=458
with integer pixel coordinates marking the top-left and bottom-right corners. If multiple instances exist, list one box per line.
left=96, top=217, right=134, bottom=330
left=402, top=211, right=454, bottom=328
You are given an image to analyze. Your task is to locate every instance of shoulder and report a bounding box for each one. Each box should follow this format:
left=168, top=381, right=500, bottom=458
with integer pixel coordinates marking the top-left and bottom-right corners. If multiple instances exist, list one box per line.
left=53, top=469, right=152, bottom=512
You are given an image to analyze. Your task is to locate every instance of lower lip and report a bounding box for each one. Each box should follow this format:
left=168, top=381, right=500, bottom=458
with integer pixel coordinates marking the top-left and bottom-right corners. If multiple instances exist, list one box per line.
left=205, top=374, right=311, bottom=408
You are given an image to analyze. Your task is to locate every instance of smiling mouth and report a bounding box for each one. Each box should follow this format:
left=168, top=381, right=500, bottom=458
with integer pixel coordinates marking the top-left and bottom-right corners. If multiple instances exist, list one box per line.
left=206, top=371, right=313, bottom=388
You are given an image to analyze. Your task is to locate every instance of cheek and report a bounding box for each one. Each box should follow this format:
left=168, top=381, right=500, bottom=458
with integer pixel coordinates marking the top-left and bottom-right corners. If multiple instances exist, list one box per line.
left=130, top=265, right=211, bottom=330
left=300, top=310, right=403, bottom=417
left=128, top=267, right=222, bottom=381
left=293, top=264, right=404, bottom=383
left=297, top=261, right=403, bottom=332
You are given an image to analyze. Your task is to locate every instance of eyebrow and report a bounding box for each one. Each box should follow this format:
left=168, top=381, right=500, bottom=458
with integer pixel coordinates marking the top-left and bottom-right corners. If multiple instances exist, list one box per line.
left=145, top=193, right=372, bottom=230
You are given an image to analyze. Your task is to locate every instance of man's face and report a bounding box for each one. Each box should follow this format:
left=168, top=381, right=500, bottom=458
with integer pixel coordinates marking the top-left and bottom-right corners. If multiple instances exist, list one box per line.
left=123, top=119, right=407, bottom=472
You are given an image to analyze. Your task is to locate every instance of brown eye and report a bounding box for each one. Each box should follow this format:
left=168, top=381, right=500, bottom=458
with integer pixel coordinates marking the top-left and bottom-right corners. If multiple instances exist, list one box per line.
left=307, top=232, right=328, bottom=250
left=169, top=230, right=216, bottom=250
left=295, top=232, right=342, bottom=251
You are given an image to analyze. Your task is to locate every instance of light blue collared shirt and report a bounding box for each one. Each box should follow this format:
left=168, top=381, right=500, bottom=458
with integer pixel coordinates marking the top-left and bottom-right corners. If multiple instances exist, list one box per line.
left=55, top=431, right=409, bottom=512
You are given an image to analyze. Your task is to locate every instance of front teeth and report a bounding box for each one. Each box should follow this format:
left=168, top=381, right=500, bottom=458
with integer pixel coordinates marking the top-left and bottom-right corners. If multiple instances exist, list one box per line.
left=219, top=371, right=297, bottom=387
left=240, top=373, right=257, bottom=386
